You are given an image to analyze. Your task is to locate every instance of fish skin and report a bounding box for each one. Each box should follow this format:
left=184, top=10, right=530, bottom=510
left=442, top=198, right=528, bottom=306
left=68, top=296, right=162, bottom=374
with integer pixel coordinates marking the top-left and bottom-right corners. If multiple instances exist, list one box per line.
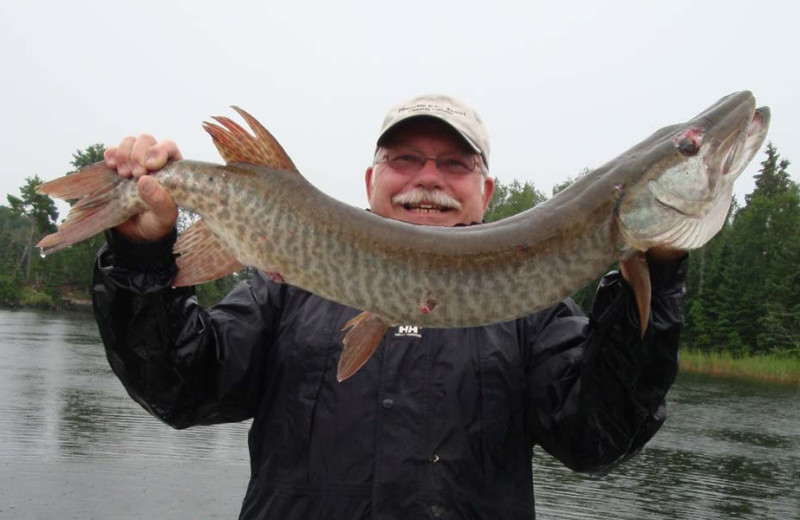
left=37, top=92, right=770, bottom=379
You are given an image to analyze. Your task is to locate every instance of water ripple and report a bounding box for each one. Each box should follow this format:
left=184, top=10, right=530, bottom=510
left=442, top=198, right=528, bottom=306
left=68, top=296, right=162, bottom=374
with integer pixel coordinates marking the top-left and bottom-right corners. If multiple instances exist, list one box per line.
left=1, top=309, right=798, bottom=519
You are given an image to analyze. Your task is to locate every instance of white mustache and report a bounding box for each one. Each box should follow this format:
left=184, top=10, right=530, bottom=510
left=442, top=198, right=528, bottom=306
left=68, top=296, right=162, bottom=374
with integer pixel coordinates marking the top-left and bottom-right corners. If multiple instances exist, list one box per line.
left=392, top=189, right=462, bottom=210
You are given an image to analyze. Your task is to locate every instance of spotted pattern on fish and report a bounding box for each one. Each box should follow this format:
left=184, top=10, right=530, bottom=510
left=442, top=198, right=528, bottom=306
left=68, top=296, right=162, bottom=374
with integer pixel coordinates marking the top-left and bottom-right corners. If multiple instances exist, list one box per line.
left=37, top=92, right=770, bottom=338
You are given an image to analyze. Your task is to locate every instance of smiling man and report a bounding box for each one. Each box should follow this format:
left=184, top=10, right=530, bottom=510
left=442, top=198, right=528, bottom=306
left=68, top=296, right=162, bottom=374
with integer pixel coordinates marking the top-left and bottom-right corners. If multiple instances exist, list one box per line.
left=366, top=96, right=494, bottom=227
left=93, top=94, right=686, bottom=519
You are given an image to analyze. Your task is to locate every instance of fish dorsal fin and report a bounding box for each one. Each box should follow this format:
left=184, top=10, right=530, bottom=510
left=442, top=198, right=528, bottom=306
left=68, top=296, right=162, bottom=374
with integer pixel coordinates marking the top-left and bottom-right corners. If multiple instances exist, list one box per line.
left=202, top=106, right=299, bottom=172
left=173, top=219, right=244, bottom=287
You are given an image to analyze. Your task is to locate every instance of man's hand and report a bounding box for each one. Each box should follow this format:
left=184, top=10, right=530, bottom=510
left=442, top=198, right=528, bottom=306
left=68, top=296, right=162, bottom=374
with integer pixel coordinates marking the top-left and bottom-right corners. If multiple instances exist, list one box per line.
left=104, top=134, right=182, bottom=242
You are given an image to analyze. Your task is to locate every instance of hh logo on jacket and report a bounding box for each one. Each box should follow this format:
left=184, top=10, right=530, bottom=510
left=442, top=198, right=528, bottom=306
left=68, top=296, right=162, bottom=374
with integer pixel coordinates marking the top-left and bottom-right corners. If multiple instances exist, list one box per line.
left=395, top=325, right=422, bottom=338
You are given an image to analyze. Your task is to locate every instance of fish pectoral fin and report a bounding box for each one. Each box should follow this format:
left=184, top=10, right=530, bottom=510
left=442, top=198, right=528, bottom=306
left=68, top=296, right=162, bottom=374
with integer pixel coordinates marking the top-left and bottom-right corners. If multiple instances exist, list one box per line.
left=337, top=311, right=391, bottom=382
left=173, top=219, right=243, bottom=286
left=202, top=107, right=299, bottom=173
left=619, top=251, right=651, bottom=339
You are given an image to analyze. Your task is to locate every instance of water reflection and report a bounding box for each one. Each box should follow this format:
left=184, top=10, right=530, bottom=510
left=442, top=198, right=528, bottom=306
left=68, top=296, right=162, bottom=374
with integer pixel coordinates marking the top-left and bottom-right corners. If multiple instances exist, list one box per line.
left=0, top=310, right=251, bottom=465
left=533, top=372, right=800, bottom=519
left=1, top=309, right=798, bottom=519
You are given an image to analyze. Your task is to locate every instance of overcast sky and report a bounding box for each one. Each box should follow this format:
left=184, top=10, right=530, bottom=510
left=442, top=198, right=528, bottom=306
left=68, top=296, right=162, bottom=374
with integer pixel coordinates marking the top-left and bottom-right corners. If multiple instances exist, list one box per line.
left=2, top=1, right=797, bottom=219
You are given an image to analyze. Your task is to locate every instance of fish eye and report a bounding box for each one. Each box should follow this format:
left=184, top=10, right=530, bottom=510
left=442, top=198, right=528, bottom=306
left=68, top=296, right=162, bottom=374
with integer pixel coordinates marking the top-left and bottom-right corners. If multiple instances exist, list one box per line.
left=678, top=138, right=698, bottom=156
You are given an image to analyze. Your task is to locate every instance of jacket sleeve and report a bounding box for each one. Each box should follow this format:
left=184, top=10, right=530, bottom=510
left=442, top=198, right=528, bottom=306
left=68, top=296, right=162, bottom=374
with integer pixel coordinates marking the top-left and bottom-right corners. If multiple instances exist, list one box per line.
left=525, top=254, right=686, bottom=474
left=92, top=229, right=284, bottom=429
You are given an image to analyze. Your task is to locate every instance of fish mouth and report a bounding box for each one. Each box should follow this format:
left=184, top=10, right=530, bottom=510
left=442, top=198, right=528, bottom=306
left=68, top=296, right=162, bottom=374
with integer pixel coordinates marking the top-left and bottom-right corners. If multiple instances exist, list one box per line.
left=721, top=106, right=770, bottom=176
left=700, top=93, right=770, bottom=181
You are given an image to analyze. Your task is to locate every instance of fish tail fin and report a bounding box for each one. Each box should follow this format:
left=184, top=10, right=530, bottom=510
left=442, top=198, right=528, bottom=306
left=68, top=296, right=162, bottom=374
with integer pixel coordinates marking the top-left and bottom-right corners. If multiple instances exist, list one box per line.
left=37, top=162, right=139, bottom=255
left=337, top=312, right=390, bottom=382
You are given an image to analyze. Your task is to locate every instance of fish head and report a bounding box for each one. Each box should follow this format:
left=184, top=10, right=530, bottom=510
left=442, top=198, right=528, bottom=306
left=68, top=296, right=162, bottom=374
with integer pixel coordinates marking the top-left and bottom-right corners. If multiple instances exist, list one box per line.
left=616, top=91, right=770, bottom=251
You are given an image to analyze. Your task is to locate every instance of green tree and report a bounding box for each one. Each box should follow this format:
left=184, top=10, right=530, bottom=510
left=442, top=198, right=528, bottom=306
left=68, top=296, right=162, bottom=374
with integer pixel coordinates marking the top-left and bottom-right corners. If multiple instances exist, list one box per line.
left=746, top=143, right=791, bottom=204
left=683, top=197, right=741, bottom=351
left=0, top=206, right=31, bottom=270
left=7, top=175, right=58, bottom=235
left=71, top=143, right=106, bottom=170
left=684, top=300, right=714, bottom=352
left=484, top=178, right=546, bottom=223
left=0, top=206, right=29, bottom=303
left=721, top=143, right=799, bottom=355
left=6, top=176, right=59, bottom=283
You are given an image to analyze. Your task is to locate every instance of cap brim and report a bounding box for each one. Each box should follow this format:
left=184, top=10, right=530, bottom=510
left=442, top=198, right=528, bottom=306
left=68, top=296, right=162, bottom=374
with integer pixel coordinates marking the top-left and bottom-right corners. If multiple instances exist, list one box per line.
left=377, top=115, right=483, bottom=156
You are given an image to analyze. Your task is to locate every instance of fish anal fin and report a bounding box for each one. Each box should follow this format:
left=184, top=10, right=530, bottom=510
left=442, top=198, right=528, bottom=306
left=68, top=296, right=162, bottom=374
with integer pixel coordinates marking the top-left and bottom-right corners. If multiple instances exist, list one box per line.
left=202, top=107, right=298, bottom=172
left=620, top=251, right=651, bottom=338
left=173, top=219, right=243, bottom=286
left=337, top=312, right=391, bottom=382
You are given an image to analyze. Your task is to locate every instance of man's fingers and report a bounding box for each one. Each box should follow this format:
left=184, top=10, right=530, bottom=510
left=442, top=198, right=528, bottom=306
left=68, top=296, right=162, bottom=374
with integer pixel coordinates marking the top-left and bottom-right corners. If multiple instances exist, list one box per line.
left=109, top=134, right=181, bottom=179
left=115, top=136, right=137, bottom=177
left=109, top=135, right=181, bottom=243
left=145, top=140, right=183, bottom=170
left=130, top=134, right=158, bottom=177
left=104, top=147, right=118, bottom=169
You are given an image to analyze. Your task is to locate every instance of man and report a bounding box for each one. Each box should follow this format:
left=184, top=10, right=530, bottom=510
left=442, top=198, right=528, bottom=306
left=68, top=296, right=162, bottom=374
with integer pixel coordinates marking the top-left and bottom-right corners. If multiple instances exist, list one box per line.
left=94, top=94, right=686, bottom=519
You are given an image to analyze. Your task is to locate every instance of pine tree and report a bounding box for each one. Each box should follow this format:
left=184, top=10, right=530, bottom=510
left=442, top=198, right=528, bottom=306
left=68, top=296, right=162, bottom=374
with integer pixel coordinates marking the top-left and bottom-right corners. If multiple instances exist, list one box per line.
left=746, top=143, right=791, bottom=204
left=71, top=143, right=106, bottom=170
left=726, top=143, right=799, bottom=355
left=6, top=176, right=59, bottom=283
left=6, top=175, right=58, bottom=235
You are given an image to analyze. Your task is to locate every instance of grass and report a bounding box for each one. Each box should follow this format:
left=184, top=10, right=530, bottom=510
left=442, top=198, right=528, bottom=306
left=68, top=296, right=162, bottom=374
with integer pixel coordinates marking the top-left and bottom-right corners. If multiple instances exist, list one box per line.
left=18, top=287, right=55, bottom=309
left=679, top=349, right=800, bottom=385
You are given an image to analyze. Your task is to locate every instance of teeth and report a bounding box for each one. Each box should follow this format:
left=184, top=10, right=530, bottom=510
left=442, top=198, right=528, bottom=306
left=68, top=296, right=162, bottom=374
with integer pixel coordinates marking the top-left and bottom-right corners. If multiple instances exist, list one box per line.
left=405, top=203, right=448, bottom=213
left=402, top=202, right=451, bottom=212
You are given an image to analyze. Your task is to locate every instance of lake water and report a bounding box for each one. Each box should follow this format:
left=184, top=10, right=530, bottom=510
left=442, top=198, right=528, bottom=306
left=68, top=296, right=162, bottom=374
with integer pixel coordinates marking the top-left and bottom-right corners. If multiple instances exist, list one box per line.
left=0, top=309, right=797, bottom=519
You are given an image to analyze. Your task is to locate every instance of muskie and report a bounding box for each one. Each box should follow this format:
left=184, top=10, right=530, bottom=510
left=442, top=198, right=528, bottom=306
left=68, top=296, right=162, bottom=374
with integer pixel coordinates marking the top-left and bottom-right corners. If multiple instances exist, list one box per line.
left=37, top=91, right=770, bottom=381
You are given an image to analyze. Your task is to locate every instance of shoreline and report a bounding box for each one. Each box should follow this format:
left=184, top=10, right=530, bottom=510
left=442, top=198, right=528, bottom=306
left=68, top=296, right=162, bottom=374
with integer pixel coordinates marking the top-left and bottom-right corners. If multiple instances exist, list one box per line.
left=679, top=349, right=800, bottom=385
left=0, top=298, right=92, bottom=313
left=1, top=305, right=797, bottom=384
left=59, top=297, right=93, bottom=312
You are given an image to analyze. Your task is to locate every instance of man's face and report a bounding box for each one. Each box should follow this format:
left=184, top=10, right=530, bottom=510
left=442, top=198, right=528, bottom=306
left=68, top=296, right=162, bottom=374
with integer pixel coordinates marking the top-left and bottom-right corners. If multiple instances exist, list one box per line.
left=365, top=120, right=494, bottom=227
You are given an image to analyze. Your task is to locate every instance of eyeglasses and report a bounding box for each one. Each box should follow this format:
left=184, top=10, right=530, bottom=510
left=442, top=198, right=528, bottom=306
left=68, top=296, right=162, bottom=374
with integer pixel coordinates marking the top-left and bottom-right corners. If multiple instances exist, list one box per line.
left=376, top=150, right=482, bottom=176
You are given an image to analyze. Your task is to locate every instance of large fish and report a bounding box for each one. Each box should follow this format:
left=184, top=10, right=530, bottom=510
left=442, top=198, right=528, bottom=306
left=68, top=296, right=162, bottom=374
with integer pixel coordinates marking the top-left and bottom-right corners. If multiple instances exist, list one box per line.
left=37, top=91, right=770, bottom=381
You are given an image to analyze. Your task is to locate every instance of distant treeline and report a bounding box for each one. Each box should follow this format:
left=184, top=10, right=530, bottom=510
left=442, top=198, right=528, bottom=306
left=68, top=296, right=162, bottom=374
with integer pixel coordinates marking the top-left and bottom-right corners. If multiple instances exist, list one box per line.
left=2, top=143, right=798, bottom=360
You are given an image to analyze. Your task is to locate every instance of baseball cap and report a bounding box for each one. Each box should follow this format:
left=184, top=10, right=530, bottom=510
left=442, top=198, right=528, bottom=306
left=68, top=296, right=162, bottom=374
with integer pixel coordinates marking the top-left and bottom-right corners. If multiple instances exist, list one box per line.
left=376, top=94, right=491, bottom=166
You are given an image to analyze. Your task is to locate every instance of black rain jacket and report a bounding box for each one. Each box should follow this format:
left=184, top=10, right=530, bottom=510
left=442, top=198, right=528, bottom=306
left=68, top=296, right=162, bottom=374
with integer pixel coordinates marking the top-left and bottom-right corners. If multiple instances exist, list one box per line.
left=93, top=229, right=685, bottom=520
